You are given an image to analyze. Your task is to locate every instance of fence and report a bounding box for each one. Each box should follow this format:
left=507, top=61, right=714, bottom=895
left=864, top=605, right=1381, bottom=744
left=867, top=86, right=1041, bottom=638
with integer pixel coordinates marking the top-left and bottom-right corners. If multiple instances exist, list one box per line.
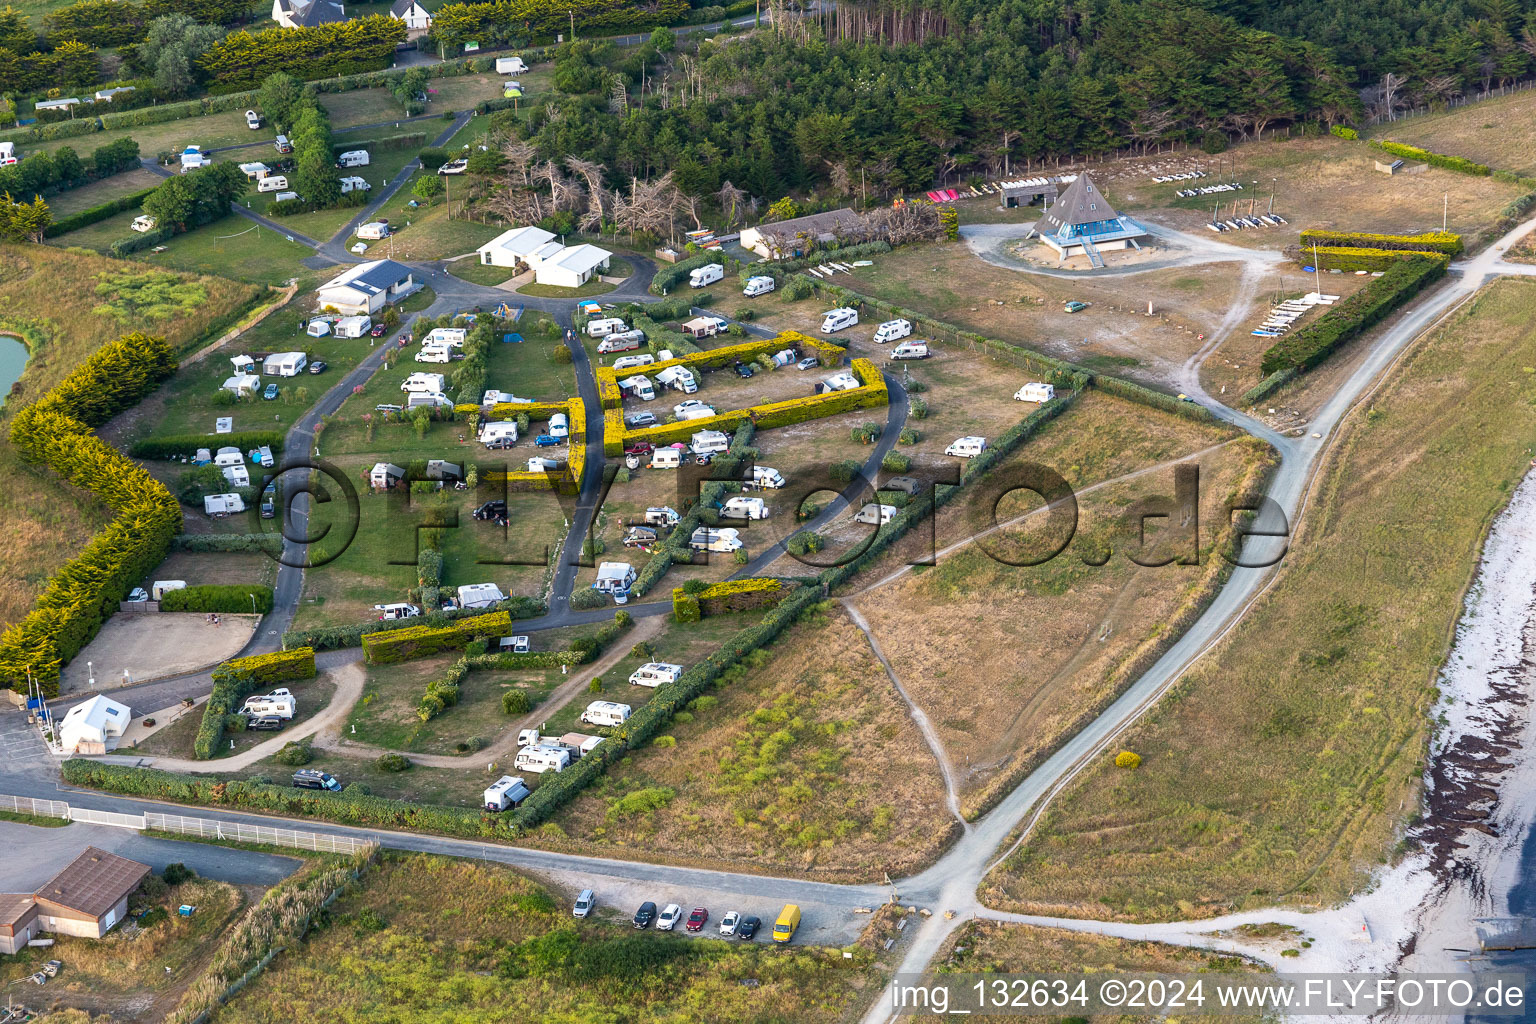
left=70, top=807, right=148, bottom=829
left=145, top=812, right=373, bottom=854
left=0, top=793, right=68, bottom=819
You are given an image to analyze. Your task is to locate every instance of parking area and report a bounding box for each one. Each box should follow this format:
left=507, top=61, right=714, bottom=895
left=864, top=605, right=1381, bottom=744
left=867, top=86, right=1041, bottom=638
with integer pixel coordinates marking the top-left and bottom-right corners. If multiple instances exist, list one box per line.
left=0, top=820, right=302, bottom=891
left=59, top=614, right=261, bottom=695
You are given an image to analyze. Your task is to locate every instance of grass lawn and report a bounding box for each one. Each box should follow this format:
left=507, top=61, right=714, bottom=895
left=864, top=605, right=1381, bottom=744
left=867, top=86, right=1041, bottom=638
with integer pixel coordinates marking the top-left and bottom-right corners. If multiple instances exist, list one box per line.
left=0, top=243, right=262, bottom=629
left=549, top=603, right=954, bottom=880
left=984, top=276, right=1536, bottom=923
left=446, top=258, right=515, bottom=286
left=361, top=173, right=506, bottom=258
left=1364, top=88, right=1536, bottom=177
left=216, top=854, right=884, bottom=1023
left=518, top=277, right=616, bottom=298
left=347, top=655, right=564, bottom=755
left=50, top=212, right=319, bottom=286
left=46, top=167, right=163, bottom=216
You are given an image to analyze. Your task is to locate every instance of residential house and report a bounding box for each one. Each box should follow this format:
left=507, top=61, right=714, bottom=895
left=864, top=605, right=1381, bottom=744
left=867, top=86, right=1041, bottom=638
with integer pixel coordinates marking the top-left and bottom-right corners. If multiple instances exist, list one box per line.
left=739, top=208, right=861, bottom=259
left=57, top=695, right=131, bottom=755
left=389, top=0, right=431, bottom=38
left=533, top=243, right=611, bottom=288
left=272, top=0, right=345, bottom=28
left=476, top=225, right=556, bottom=268
left=316, top=259, right=417, bottom=315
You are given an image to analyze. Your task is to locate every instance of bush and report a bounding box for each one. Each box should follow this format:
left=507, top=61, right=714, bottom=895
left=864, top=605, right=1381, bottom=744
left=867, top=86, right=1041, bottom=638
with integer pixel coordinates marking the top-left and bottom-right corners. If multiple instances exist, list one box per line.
left=161, top=862, right=195, bottom=885
left=1115, top=750, right=1142, bottom=769
left=1200, top=131, right=1228, bottom=154
left=828, top=459, right=862, bottom=483
left=881, top=450, right=912, bottom=473
left=569, top=588, right=606, bottom=610
left=850, top=422, right=880, bottom=444
left=909, top=397, right=929, bottom=419
left=1330, top=125, right=1358, bottom=140
left=375, top=753, right=411, bottom=772
left=1296, top=228, right=1462, bottom=257
left=274, top=742, right=312, bottom=766
left=361, top=611, right=509, bottom=664
left=650, top=251, right=730, bottom=296
left=782, top=277, right=813, bottom=301
left=589, top=677, right=604, bottom=693
left=630, top=640, right=654, bottom=658
left=502, top=690, right=531, bottom=715
left=786, top=531, right=825, bottom=556
left=550, top=344, right=573, bottom=363
left=160, top=584, right=274, bottom=614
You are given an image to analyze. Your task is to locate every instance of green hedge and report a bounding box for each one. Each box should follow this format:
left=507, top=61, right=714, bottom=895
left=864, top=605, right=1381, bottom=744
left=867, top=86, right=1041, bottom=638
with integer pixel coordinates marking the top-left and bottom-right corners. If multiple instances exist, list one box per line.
left=160, top=584, right=275, bottom=614
left=1330, top=125, right=1358, bottom=140
left=44, top=185, right=155, bottom=238
left=1239, top=367, right=1299, bottom=405
left=1369, top=140, right=1490, bottom=177
left=765, top=240, right=891, bottom=276
left=650, top=250, right=731, bottom=296
left=361, top=610, right=510, bottom=664
left=194, top=648, right=316, bottom=759
left=1260, top=254, right=1448, bottom=375
left=171, top=533, right=282, bottom=554
left=280, top=598, right=544, bottom=652
left=130, top=431, right=286, bottom=460
left=1297, top=228, right=1463, bottom=257
left=108, top=225, right=175, bottom=258
left=1295, top=245, right=1433, bottom=273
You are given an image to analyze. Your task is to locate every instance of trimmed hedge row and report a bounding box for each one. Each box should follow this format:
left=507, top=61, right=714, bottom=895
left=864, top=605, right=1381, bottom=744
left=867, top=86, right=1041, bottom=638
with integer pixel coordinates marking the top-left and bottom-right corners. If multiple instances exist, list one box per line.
left=160, top=585, right=274, bottom=614
left=1239, top=367, right=1299, bottom=406
left=650, top=250, right=731, bottom=296
left=361, top=611, right=510, bottom=664
left=1369, top=140, right=1490, bottom=177
left=280, top=598, right=544, bottom=652
left=1293, top=245, right=1434, bottom=273
left=43, top=185, right=156, bottom=238
left=674, top=578, right=791, bottom=618
left=130, top=431, right=286, bottom=460
left=194, top=647, right=316, bottom=759
left=1260, top=254, right=1449, bottom=375
left=1297, top=228, right=1463, bottom=256
left=171, top=533, right=282, bottom=554
left=108, top=224, right=175, bottom=258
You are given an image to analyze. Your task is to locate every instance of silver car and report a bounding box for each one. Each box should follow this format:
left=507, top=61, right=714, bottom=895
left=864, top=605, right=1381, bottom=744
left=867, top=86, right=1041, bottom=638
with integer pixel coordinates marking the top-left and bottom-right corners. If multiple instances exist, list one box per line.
left=573, top=889, right=596, bottom=918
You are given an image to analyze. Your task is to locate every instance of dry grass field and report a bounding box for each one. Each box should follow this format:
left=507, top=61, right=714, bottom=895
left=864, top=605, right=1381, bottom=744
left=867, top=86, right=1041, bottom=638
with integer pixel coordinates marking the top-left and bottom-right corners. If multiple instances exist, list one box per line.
left=0, top=244, right=262, bottom=630
left=983, top=277, right=1536, bottom=923
left=1366, top=90, right=1536, bottom=177
left=218, top=854, right=883, bottom=1024
left=550, top=604, right=955, bottom=880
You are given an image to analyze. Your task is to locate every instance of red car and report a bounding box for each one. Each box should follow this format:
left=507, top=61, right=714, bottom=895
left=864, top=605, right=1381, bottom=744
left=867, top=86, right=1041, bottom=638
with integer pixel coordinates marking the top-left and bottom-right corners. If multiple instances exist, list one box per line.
left=623, top=441, right=654, bottom=457
left=370, top=322, right=387, bottom=338
left=685, top=907, right=708, bottom=932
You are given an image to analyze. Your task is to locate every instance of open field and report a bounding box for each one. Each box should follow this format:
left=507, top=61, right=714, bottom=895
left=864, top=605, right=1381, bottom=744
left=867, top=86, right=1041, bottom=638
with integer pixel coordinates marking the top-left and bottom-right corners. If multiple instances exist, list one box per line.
left=46, top=168, right=163, bottom=216
left=983, top=276, right=1536, bottom=922
left=0, top=244, right=261, bottom=629
left=54, top=212, right=321, bottom=286
left=353, top=174, right=505, bottom=258
left=1366, top=89, right=1536, bottom=178
left=550, top=603, right=955, bottom=880
left=216, top=853, right=885, bottom=1024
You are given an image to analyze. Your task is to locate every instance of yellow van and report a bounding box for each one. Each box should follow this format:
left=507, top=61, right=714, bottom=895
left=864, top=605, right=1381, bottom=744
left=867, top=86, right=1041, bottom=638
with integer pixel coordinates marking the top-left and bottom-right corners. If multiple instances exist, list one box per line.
left=772, top=904, right=801, bottom=943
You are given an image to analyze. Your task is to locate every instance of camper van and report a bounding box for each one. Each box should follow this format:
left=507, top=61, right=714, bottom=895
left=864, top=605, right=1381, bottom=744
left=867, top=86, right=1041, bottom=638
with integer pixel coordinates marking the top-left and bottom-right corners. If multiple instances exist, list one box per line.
left=649, top=447, right=683, bottom=470
left=854, top=503, right=898, bottom=525
left=401, top=372, right=446, bottom=394
left=245, top=109, right=262, bottom=129
left=495, top=55, right=528, bottom=74
left=357, top=221, right=390, bottom=240
left=203, top=493, right=245, bottom=516
left=689, top=263, right=724, bottom=288
left=580, top=701, right=632, bottom=727
left=241, top=689, right=296, bottom=720
left=817, top=372, right=861, bottom=393
left=945, top=436, right=988, bottom=458
left=274, top=134, right=292, bottom=154
left=645, top=506, right=680, bottom=527
left=675, top=402, right=717, bottom=422
left=745, top=465, right=785, bottom=489
left=653, top=366, right=697, bottom=394
left=415, top=344, right=452, bottom=364
left=619, top=376, right=656, bottom=401
left=593, top=562, right=637, bottom=596
left=479, top=421, right=519, bottom=447
left=820, top=307, right=859, bottom=333
left=0, top=142, right=14, bottom=166
left=515, top=744, right=571, bottom=774
left=720, top=495, right=768, bottom=520
left=336, top=149, right=370, bottom=168
left=483, top=775, right=530, bottom=812
left=257, top=175, right=289, bottom=193
left=689, top=527, right=742, bottom=553
left=598, top=333, right=642, bottom=354
left=373, top=602, right=421, bottom=621
left=611, top=353, right=655, bottom=372
left=1014, top=382, right=1056, bottom=403
left=548, top=413, right=569, bottom=439
left=338, top=175, right=370, bottom=194
left=872, top=318, right=913, bottom=344
left=586, top=317, right=627, bottom=338
left=629, top=663, right=684, bottom=688
left=743, top=275, right=776, bottom=297
left=889, top=341, right=929, bottom=360
left=689, top=430, right=729, bottom=455
left=422, top=327, right=467, bottom=348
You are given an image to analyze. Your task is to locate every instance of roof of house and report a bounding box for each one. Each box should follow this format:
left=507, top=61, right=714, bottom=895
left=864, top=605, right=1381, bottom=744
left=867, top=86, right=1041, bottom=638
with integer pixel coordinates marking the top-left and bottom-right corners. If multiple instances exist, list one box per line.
left=293, top=0, right=345, bottom=25
left=546, top=243, right=611, bottom=276
left=35, top=848, right=150, bottom=920
left=749, top=207, right=861, bottom=242
left=1037, top=172, right=1122, bottom=235
left=320, top=260, right=412, bottom=299
left=477, top=225, right=555, bottom=258
left=60, top=696, right=130, bottom=738
left=0, top=893, right=35, bottom=930
left=390, top=0, right=426, bottom=15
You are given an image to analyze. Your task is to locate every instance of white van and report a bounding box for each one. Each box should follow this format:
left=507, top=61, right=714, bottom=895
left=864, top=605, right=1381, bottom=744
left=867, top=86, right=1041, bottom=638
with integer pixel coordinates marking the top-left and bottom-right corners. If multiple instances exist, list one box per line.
left=720, top=495, right=768, bottom=520
left=401, top=371, right=446, bottom=393
left=548, top=412, right=569, bottom=439
left=649, top=447, right=684, bottom=470
left=336, top=149, right=370, bottom=168
left=373, top=602, right=421, bottom=620
left=676, top=406, right=716, bottom=422
left=257, top=175, right=289, bottom=193
left=644, top=506, right=680, bottom=526
left=890, top=341, right=929, bottom=360
left=598, top=333, right=642, bottom=354
left=873, top=318, right=912, bottom=344
left=338, top=175, right=370, bottom=194
left=854, top=503, right=898, bottom=525
left=244, top=109, right=262, bottom=129
left=484, top=775, right=530, bottom=811
left=612, top=353, right=655, bottom=372
left=945, top=436, right=988, bottom=458
left=423, top=327, right=467, bottom=348
left=495, top=55, right=528, bottom=75
left=689, top=527, right=742, bottom=552
left=415, top=344, right=451, bottom=364
left=654, top=366, right=697, bottom=394
left=620, top=376, right=655, bottom=401
left=580, top=700, right=632, bottom=727
left=689, top=429, right=729, bottom=455
left=743, top=275, right=775, bottom=297
left=515, top=744, right=571, bottom=774
left=479, top=421, right=519, bottom=447
left=689, top=263, right=724, bottom=288
left=241, top=690, right=295, bottom=720
left=629, top=662, right=683, bottom=688
left=586, top=317, right=627, bottom=338
left=1014, top=382, right=1056, bottom=403
left=821, top=307, right=859, bottom=333
left=746, top=465, right=785, bottom=489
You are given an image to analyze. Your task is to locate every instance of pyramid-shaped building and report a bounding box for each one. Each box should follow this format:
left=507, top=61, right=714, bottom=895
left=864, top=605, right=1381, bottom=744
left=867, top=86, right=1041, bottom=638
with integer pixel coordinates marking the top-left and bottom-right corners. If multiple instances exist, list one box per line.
left=1035, top=173, right=1148, bottom=262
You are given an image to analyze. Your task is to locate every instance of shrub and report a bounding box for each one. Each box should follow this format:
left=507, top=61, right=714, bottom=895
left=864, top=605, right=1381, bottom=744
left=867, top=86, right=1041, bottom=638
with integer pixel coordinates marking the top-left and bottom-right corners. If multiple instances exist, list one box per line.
left=1200, top=131, right=1228, bottom=154
left=550, top=344, right=573, bottom=364
left=630, top=640, right=655, bottom=658
left=782, top=277, right=813, bottom=301
left=130, top=430, right=285, bottom=460
left=160, top=584, right=274, bottom=614
left=1296, top=228, right=1462, bottom=257
left=1330, top=125, right=1358, bottom=140
left=828, top=459, right=862, bottom=482
left=375, top=753, right=411, bottom=772
left=786, top=531, right=825, bottom=556
left=909, top=397, right=929, bottom=419
left=1114, top=750, right=1142, bottom=769
left=881, top=450, right=911, bottom=473
left=502, top=690, right=531, bottom=715
left=282, top=599, right=543, bottom=652
left=898, top=428, right=919, bottom=445
left=274, top=742, right=312, bottom=766
left=569, top=588, right=606, bottom=610
left=589, top=677, right=604, bottom=693
left=161, top=862, right=195, bottom=885
left=850, top=422, right=880, bottom=443
left=361, top=610, right=509, bottom=664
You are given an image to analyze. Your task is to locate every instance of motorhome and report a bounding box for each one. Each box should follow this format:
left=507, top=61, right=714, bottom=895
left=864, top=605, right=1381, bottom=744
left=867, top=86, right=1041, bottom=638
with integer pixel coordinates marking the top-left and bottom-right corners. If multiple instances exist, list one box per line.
left=854, top=503, right=898, bottom=525
left=482, top=390, right=531, bottom=406
left=653, top=366, right=697, bottom=393
left=515, top=744, right=571, bottom=774
left=688, top=263, right=724, bottom=288
left=336, top=149, right=370, bottom=168
left=332, top=315, right=371, bottom=338
left=945, top=436, right=988, bottom=458
left=241, top=689, right=295, bottom=720
left=889, top=341, right=929, bottom=360
left=593, top=562, right=637, bottom=596
left=483, top=775, right=530, bottom=811
left=257, top=174, right=289, bottom=193
left=526, top=457, right=564, bottom=472
left=244, top=109, right=262, bottom=129
left=559, top=733, right=604, bottom=758
left=580, top=701, right=632, bottom=727
left=152, top=580, right=186, bottom=601
left=586, top=317, right=627, bottom=338
left=720, top=495, right=768, bottom=520
left=338, top=175, right=370, bottom=194
left=820, top=307, right=858, bottom=333
left=422, top=327, right=467, bottom=348
left=203, top=493, right=245, bottom=516
left=479, top=421, right=519, bottom=447
left=457, top=582, right=506, bottom=609
left=872, top=318, right=913, bottom=344
left=214, top=447, right=245, bottom=468
left=222, top=464, right=250, bottom=488
left=689, top=429, right=729, bottom=455
left=415, top=344, right=452, bottom=363
left=629, top=662, right=684, bottom=688
left=745, top=465, right=785, bottom=489
left=675, top=403, right=717, bottom=422
left=130, top=215, right=157, bottom=232
left=644, top=506, right=680, bottom=527
left=548, top=413, right=569, bottom=439
left=401, top=372, right=446, bottom=394
left=597, top=333, right=642, bottom=354
left=619, top=375, right=656, bottom=401
left=816, top=372, right=861, bottom=393
left=406, top=392, right=451, bottom=410
left=689, top=526, right=742, bottom=552
left=743, top=275, right=775, bottom=297
left=611, top=353, right=655, bottom=372
left=1014, top=382, right=1056, bottom=403
left=373, top=602, right=420, bottom=620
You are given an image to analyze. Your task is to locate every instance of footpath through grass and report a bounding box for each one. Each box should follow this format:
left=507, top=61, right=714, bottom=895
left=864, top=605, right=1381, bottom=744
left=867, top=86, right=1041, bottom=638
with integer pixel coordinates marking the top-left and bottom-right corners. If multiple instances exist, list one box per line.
left=984, top=277, right=1536, bottom=922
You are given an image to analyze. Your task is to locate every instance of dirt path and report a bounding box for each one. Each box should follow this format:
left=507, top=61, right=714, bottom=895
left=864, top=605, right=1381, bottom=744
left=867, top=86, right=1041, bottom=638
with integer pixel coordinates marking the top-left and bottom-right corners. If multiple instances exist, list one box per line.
left=137, top=663, right=365, bottom=773
left=313, top=615, right=665, bottom=767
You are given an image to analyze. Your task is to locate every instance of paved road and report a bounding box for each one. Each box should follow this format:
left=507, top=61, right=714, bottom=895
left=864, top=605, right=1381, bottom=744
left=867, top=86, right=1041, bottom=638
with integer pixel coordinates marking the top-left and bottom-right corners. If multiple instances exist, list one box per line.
left=0, top=819, right=301, bottom=889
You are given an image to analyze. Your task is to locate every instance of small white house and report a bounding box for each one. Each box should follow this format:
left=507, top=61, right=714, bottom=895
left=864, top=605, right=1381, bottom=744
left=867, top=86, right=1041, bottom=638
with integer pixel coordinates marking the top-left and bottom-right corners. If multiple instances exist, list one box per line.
left=389, top=0, right=432, bottom=37
left=58, top=695, right=131, bottom=755
left=263, top=351, right=307, bottom=376
left=333, top=315, right=371, bottom=338
left=221, top=373, right=261, bottom=396
left=369, top=462, right=405, bottom=490
left=534, top=243, right=612, bottom=289
left=476, top=225, right=557, bottom=268
left=457, top=582, right=506, bottom=609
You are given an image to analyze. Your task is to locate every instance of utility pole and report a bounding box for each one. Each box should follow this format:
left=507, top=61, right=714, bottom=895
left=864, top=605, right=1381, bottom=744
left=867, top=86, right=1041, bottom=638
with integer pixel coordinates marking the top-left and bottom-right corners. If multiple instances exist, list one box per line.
left=1443, top=193, right=1448, bottom=231
left=569, top=9, right=575, bottom=40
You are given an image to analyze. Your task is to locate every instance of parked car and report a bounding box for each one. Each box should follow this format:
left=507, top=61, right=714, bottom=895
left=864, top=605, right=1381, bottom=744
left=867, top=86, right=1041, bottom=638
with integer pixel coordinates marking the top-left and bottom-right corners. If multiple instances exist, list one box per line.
left=719, top=911, right=741, bottom=936
left=291, top=769, right=340, bottom=791
left=796, top=356, right=820, bottom=370
left=623, top=441, right=654, bottom=456
left=685, top=907, right=709, bottom=932
left=1064, top=300, right=1089, bottom=313
left=260, top=498, right=275, bottom=519
left=485, top=436, right=516, bottom=450
left=371, top=322, right=388, bottom=337
left=247, top=714, right=285, bottom=731
left=733, top=361, right=754, bottom=378
left=473, top=500, right=508, bottom=521
left=673, top=399, right=710, bottom=417
left=308, top=360, right=327, bottom=374
left=127, top=587, right=149, bottom=603
left=633, top=901, right=658, bottom=929
left=656, top=904, right=683, bottom=931
left=573, top=889, right=596, bottom=918
left=737, top=915, right=761, bottom=940
left=262, top=383, right=279, bottom=400
left=624, top=411, right=657, bottom=428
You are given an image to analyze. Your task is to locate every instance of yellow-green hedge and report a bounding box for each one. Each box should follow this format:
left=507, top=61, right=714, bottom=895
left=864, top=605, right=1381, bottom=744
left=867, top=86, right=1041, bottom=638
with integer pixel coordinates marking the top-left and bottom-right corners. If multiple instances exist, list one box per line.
left=361, top=610, right=510, bottom=664
left=675, top=577, right=791, bottom=617
left=1298, top=246, right=1448, bottom=273
left=1297, top=228, right=1463, bottom=256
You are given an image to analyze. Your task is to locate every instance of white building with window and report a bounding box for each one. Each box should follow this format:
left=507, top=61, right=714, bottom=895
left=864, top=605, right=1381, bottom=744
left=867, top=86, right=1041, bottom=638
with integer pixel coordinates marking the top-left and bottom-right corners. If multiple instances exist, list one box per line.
left=58, top=695, right=131, bottom=755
